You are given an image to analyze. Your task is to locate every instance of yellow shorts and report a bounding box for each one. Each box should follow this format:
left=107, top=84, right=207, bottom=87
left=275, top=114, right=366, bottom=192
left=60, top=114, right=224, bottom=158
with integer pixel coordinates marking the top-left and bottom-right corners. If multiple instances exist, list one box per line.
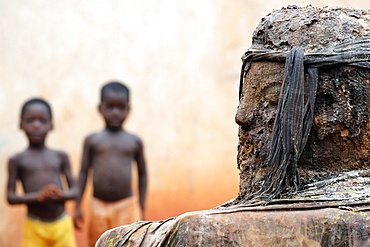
left=23, top=212, right=76, bottom=247
left=89, top=196, right=142, bottom=247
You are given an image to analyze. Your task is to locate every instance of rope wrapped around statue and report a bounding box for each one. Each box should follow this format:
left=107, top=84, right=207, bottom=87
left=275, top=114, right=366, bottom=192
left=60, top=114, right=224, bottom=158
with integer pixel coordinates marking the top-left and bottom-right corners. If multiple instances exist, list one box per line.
left=239, top=36, right=370, bottom=204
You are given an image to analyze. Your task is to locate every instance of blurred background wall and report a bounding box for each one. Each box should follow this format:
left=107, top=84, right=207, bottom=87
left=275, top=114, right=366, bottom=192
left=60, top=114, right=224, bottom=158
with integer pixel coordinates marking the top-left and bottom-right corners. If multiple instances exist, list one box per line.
left=1, top=1, right=370, bottom=246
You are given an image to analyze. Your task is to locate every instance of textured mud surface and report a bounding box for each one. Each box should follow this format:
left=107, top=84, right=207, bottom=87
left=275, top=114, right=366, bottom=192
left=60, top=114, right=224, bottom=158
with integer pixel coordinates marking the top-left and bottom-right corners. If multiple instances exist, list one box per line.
left=235, top=6, right=370, bottom=202
left=97, top=205, right=370, bottom=247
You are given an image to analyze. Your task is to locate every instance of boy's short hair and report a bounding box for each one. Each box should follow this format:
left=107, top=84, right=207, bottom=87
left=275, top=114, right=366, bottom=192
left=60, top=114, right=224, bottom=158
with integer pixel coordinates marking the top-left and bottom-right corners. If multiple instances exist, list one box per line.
left=21, top=98, right=52, bottom=120
left=101, top=81, right=130, bottom=102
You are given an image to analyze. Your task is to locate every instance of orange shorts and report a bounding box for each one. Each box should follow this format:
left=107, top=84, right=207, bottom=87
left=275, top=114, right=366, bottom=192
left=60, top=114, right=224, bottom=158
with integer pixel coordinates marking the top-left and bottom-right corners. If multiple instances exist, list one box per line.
left=89, top=196, right=142, bottom=247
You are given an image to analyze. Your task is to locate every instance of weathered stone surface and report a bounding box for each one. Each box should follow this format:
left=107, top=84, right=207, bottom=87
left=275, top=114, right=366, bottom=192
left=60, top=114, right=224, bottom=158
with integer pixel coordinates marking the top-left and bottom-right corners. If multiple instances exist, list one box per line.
left=96, top=170, right=370, bottom=246
left=97, top=207, right=370, bottom=247
left=250, top=6, right=370, bottom=52
left=235, top=6, right=370, bottom=201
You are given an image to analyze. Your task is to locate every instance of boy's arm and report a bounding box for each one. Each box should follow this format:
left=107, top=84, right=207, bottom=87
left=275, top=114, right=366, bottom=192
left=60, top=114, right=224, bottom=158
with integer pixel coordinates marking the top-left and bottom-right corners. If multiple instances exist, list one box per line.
left=59, top=151, right=78, bottom=201
left=76, top=137, right=93, bottom=207
left=74, top=136, right=93, bottom=228
left=7, top=156, right=40, bottom=205
left=135, top=137, right=147, bottom=218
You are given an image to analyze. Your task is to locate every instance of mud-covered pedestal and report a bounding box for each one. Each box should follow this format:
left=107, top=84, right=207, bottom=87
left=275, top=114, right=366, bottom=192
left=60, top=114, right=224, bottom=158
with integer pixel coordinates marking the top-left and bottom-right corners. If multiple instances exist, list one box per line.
left=97, top=208, right=370, bottom=247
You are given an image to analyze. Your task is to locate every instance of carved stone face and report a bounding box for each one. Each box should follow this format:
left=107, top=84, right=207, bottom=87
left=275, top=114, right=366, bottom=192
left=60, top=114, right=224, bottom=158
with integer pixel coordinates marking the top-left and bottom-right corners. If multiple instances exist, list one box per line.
left=235, top=61, right=284, bottom=196
left=235, top=60, right=370, bottom=196
left=236, top=61, right=283, bottom=131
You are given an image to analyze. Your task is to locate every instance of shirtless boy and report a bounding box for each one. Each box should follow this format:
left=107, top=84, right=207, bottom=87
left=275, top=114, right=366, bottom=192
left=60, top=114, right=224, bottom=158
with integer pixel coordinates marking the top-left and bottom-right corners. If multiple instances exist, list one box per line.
left=6, top=98, right=78, bottom=247
left=74, top=81, right=148, bottom=246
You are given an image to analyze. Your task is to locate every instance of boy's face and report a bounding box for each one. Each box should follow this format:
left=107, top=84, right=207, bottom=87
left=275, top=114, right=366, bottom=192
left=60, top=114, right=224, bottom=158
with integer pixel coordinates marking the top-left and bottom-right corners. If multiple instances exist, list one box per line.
left=20, top=103, right=52, bottom=145
left=99, top=90, right=130, bottom=130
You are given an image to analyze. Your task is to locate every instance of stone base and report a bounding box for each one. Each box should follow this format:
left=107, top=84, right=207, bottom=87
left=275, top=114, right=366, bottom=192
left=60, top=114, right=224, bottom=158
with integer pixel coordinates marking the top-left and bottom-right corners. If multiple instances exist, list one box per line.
left=96, top=206, right=370, bottom=246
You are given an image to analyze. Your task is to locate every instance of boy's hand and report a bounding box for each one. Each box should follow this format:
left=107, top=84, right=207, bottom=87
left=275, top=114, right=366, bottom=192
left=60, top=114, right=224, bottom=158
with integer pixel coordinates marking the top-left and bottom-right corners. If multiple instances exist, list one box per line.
left=73, top=208, right=84, bottom=229
left=38, top=184, right=63, bottom=202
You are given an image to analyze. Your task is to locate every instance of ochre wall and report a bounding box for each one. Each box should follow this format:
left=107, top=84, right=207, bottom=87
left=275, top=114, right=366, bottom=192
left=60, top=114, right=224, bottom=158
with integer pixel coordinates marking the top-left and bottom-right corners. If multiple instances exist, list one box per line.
left=1, top=1, right=370, bottom=246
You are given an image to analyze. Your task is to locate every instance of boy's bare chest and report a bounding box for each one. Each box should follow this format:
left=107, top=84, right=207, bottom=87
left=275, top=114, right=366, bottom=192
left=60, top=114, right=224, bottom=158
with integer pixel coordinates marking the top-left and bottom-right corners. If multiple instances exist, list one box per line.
left=93, top=139, right=137, bottom=156
left=19, top=153, right=62, bottom=174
